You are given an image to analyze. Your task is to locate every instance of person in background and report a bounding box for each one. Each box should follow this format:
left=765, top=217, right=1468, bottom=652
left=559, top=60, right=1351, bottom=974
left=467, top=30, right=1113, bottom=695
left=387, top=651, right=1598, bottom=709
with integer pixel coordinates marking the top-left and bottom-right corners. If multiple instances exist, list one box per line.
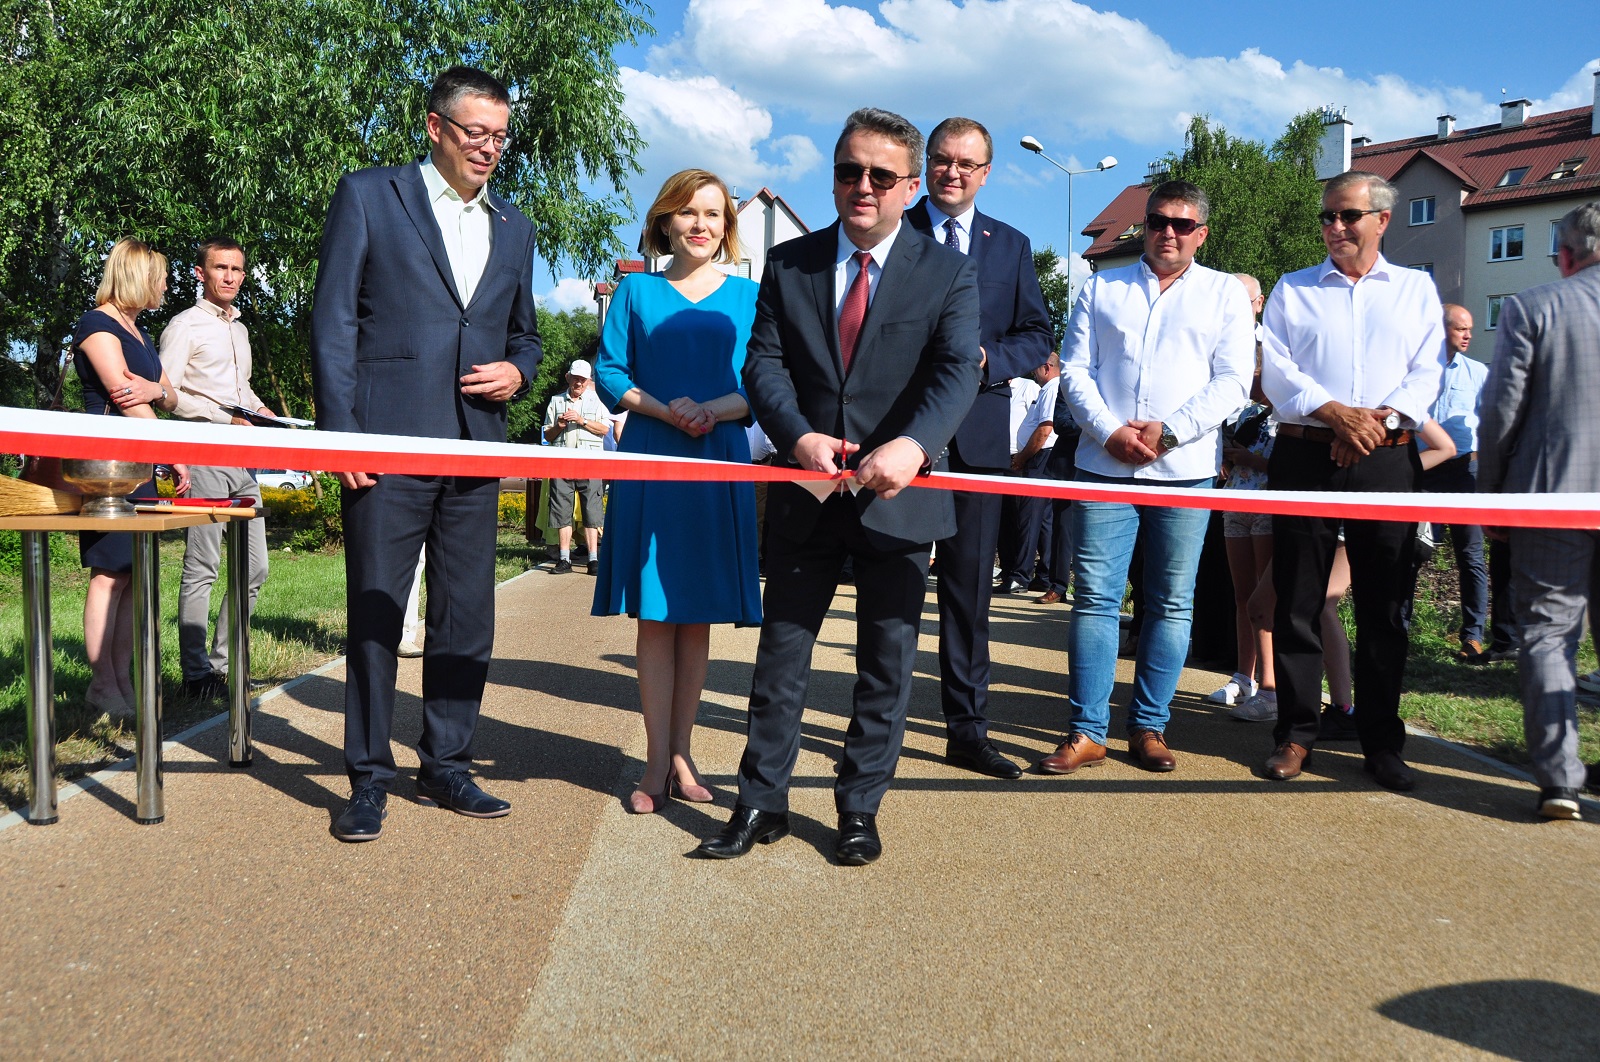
left=72, top=237, right=190, bottom=718
left=994, top=367, right=1042, bottom=594
left=591, top=168, right=762, bottom=814
left=158, top=235, right=273, bottom=700
left=1002, top=352, right=1061, bottom=596
left=542, top=359, right=609, bottom=574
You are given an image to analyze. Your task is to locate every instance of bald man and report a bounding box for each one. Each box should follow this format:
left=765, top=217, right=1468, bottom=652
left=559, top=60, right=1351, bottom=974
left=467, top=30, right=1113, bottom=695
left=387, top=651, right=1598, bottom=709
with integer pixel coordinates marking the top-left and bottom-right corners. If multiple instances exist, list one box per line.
left=1414, top=304, right=1489, bottom=662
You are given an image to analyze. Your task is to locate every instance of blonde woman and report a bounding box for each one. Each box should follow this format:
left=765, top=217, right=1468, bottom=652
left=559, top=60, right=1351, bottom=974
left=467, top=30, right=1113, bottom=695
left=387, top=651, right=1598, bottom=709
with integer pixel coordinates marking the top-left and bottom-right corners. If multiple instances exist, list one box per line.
left=592, top=170, right=761, bottom=813
left=72, top=238, right=189, bottom=717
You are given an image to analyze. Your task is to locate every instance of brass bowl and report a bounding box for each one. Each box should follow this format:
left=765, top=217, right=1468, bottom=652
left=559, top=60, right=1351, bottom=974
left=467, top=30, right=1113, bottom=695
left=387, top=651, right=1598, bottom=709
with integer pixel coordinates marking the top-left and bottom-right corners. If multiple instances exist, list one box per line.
left=61, top=459, right=153, bottom=518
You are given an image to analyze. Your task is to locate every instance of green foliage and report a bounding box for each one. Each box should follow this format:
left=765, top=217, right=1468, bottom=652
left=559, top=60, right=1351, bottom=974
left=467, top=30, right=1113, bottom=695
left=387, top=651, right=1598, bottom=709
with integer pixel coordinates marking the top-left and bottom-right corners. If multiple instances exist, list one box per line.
left=0, top=526, right=79, bottom=575
left=1032, top=245, right=1071, bottom=350
left=509, top=306, right=600, bottom=443
left=1162, top=111, right=1328, bottom=296
left=497, top=490, right=526, bottom=527
left=0, top=0, right=650, bottom=416
left=260, top=476, right=344, bottom=551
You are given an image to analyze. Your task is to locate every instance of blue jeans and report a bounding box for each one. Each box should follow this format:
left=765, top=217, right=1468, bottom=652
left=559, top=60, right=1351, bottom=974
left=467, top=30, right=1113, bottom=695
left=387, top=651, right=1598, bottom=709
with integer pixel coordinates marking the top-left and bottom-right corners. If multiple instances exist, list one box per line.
left=1067, top=472, right=1214, bottom=743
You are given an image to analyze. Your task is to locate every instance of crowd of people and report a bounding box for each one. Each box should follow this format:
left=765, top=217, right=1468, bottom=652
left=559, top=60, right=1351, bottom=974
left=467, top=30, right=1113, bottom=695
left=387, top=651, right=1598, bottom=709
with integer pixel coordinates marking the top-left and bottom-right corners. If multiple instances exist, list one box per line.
left=50, top=64, right=1600, bottom=856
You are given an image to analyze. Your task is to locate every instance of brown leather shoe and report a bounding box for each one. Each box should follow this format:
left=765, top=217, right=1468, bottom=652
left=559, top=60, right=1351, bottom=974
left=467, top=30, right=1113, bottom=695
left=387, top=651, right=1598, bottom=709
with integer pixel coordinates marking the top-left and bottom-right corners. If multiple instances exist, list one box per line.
left=1035, top=590, right=1063, bottom=604
left=1263, top=742, right=1311, bottom=780
left=1129, top=729, right=1176, bottom=772
left=1037, top=733, right=1107, bottom=774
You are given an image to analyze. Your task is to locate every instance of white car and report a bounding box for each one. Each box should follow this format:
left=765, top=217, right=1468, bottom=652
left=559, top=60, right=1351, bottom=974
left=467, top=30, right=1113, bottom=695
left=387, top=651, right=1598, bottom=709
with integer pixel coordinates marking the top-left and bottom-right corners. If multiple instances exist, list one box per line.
left=255, top=469, right=314, bottom=490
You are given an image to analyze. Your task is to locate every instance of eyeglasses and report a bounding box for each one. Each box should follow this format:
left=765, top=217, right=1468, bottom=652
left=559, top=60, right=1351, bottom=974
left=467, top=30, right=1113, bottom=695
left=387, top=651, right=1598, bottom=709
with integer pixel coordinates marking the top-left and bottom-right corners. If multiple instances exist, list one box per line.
left=928, top=155, right=989, bottom=177
left=436, top=112, right=513, bottom=152
left=833, top=162, right=914, bottom=192
left=1145, top=212, right=1203, bottom=236
left=1318, top=208, right=1382, bottom=227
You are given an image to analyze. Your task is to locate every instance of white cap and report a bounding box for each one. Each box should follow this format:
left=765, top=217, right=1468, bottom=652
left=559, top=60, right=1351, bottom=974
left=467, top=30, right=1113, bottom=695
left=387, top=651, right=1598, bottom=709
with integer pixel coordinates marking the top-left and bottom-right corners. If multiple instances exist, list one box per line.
left=568, top=359, right=593, bottom=379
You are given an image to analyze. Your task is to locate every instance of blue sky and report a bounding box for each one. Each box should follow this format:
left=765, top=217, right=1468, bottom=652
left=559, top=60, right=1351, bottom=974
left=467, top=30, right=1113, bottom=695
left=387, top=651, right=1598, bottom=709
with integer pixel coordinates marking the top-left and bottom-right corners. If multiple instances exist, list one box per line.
left=533, top=0, right=1598, bottom=310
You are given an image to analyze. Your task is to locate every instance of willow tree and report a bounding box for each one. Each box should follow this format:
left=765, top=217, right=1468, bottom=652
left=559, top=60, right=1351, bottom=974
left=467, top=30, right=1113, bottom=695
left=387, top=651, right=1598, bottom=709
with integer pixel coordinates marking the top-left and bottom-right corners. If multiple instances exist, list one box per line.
left=0, top=0, right=649, bottom=414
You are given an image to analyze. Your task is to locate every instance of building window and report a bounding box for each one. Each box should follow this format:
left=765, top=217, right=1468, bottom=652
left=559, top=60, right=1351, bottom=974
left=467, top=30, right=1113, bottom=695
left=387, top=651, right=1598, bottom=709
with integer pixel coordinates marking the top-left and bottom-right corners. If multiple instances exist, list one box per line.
left=1409, top=263, right=1434, bottom=275
left=1496, top=166, right=1530, bottom=187
left=1548, top=157, right=1584, bottom=181
left=1486, top=295, right=1509, bottom=330
left=1409, top=197, right=1436, bottom=226
left=1489, top=226, right=1524, bottom=262
left=736, top=258, right=752, bottom=278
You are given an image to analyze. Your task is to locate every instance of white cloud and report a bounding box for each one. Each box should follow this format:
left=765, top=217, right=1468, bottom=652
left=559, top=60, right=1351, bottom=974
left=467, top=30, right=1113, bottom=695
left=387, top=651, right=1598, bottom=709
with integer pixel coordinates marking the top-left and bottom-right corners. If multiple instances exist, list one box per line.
left=654, top=0, right=1583, bottom=147
left=619, top=67, right=822, bottom=194
left=537, top=278, right=596, bottom=314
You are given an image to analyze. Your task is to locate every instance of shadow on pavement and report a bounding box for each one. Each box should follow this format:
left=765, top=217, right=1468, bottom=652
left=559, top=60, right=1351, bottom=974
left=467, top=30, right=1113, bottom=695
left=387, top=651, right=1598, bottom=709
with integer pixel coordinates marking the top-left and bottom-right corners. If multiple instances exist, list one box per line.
left=1377, top=980, right=1600, bottom=1061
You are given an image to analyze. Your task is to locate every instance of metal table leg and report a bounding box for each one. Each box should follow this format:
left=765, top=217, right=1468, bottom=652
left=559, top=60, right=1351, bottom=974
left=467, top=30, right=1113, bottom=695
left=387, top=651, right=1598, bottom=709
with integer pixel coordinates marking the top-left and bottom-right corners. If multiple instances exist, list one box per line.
left=131, top=531, right=164, bottom=824
left=225, top=516, right=252, bottom=767
left=22, top=531, right=57, bottom=826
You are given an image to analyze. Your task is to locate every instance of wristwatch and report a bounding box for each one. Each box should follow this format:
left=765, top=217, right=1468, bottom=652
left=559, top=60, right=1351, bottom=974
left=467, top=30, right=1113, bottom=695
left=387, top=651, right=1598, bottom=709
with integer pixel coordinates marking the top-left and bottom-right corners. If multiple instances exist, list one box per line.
left=1383, top=411, right=1401, bottom=431
left=1158, top=424, right=1179, bottom=452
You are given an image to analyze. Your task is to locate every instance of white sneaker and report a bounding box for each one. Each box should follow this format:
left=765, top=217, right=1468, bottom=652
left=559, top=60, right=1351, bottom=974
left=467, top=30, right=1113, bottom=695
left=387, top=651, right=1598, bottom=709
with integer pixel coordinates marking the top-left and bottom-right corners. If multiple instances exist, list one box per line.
left=397, top=640, right=423, bottom=658
left=1577, top=670, right=1600, bottom=695
left=1230, top=691, right=1279, bottom=722
left=1207, top=674, right=1257, bottom=706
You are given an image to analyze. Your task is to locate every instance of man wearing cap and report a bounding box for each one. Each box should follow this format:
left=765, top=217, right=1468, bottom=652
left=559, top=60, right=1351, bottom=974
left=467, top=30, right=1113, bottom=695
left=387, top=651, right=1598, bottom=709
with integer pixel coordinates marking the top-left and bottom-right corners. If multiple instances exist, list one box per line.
left=543, top=359, right=609, bottom=573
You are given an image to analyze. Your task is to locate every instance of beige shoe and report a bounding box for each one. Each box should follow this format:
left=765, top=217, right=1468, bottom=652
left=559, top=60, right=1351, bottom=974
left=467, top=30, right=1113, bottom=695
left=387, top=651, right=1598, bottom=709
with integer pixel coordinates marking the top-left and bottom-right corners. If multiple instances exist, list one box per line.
left=396, top=640, right=423, bottom=658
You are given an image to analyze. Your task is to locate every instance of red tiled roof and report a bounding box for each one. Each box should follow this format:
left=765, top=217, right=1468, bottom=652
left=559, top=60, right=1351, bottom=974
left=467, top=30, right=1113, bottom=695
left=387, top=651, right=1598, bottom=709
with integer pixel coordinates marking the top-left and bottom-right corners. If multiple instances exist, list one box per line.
left=1082, top=180, right=1156, bottom=261
left=1353, top=106, right=1600, bottom=210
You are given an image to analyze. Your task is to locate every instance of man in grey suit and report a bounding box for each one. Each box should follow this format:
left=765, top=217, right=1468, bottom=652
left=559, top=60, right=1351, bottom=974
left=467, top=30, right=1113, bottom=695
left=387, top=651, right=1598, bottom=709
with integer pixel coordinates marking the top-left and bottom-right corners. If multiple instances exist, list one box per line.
left=311, top=67, right=542, bottom=841
left=1479, top=201, right=1600, bottom=821
left=695, top=107, right=982, bottom=865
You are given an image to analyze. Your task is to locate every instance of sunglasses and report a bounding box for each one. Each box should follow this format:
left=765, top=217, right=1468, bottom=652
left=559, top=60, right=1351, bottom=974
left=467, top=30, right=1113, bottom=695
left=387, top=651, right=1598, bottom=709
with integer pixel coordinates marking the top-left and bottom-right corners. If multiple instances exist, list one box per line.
left=833, top=162, right=914, bottom=192
left=1145, top=212, right=1203, bottom=236
left=1318, top=208, right=1383, bottom=227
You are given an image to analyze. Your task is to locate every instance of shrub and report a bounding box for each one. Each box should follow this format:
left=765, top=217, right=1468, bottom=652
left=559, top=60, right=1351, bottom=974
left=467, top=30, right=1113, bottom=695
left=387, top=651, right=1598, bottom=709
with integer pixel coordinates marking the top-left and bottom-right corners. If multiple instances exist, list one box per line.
left=0, top=528, right=79, bottom=575
left=260, top=476, right=343, bottom=552
left=498, top=490, right=526, bottom=528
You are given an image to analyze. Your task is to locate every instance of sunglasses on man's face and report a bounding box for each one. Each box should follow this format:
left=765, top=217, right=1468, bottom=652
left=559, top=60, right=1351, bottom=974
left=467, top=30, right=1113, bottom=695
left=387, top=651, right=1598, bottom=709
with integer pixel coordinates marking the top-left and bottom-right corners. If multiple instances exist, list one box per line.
left=1318, top=208, right=1383, bottom=227
left=1145, top=212, right=1203, bottom=236
left=833, top=162, right=913, bottom=192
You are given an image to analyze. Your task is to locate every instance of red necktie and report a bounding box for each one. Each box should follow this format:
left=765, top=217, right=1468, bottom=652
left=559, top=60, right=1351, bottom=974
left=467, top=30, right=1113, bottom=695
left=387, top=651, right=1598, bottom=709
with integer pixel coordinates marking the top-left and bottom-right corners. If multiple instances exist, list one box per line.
left=838, top=250, right=872, bottom=374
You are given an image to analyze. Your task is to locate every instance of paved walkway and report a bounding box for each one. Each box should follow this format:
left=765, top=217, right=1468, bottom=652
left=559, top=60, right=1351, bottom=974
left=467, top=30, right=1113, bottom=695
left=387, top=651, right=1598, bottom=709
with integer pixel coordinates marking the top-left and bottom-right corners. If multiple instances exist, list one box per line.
left=3, top=566, right=1598, bottom=1058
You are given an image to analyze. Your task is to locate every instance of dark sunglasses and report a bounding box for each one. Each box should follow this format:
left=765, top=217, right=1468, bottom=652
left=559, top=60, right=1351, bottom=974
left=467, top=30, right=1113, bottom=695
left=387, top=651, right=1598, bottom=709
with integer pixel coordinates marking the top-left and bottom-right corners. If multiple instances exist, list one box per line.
left=1318, top=208, right=1383, bottom=227
left=833, top=162, right=914, bottom=192
left=1145, top=212, right=1202, bottom=236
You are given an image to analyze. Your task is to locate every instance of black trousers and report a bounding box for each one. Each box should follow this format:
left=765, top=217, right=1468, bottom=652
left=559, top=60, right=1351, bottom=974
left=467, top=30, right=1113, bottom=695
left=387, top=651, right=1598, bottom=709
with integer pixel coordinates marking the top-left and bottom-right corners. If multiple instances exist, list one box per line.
left=1269, top=436, right=1420, bottom=756
left=1004, top=449, right=1054, bottom=585
left=342, top=474, right=498, bottom=789
left=738, top=494, right=931, bottom=815
left=1045, top=434, right=1080, bottom=594
left=935, top=455, right=1008, bottom=745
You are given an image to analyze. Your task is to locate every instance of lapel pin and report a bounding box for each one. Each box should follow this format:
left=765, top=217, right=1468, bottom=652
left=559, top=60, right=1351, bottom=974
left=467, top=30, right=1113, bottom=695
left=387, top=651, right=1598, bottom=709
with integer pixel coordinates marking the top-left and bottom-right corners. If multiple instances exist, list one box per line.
left=982, top=230, right=991, bottom=237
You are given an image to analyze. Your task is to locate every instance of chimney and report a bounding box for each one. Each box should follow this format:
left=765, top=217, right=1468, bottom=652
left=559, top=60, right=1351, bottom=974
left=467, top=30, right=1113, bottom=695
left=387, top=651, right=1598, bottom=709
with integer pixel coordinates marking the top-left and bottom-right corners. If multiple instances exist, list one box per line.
left=1145, top=160, right=1168, bottom=184
left=1592, top=70, right=1599, bottom=137
left=1315, top=105, right=1352, bottom=181
left=1352, top=136, right=1371, bottom=152
left=1500, top=98, right=1531, bottom=128
left=1437, top=114, right=1455, bottom=139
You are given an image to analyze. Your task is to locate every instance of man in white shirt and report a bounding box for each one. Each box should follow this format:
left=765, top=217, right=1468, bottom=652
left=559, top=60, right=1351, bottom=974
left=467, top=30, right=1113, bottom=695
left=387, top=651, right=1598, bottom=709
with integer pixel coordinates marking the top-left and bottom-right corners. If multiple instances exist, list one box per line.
left=158, top=236, right=273, bottom=700
left=542, top=359, right=609, bottom=574
left=993, top=369, right=1041, bottom=594
left=1040, top=180, right=1253, bottom=775
left=1257, top=170, right=1445, bottom=790
left=1000, top=352, right=1060, bottom=595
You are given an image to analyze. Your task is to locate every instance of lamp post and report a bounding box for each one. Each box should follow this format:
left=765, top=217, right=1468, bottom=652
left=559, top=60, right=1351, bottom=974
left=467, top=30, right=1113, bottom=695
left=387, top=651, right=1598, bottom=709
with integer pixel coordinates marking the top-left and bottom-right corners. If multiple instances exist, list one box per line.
left=1020, top=136, right=1117, bottom=303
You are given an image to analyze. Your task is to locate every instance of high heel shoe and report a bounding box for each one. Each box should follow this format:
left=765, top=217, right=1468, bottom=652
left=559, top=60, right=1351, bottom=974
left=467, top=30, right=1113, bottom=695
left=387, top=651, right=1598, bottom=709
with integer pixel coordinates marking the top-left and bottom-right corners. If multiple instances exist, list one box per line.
left=628, top=787, right=670, bottom=815
left=669, top=778, right=715, bottom=803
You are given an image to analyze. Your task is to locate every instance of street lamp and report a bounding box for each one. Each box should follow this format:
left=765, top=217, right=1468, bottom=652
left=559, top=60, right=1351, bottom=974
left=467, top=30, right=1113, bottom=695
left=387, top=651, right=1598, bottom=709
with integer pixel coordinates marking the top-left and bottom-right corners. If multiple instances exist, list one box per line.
left=1020, top=136, right=1117, bottom=302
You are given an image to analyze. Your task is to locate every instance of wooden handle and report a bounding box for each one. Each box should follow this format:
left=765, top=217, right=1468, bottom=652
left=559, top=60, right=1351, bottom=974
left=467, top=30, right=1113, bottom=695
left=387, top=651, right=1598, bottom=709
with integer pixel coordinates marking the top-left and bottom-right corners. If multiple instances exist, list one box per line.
left=134, top=504, right=257, bottom=518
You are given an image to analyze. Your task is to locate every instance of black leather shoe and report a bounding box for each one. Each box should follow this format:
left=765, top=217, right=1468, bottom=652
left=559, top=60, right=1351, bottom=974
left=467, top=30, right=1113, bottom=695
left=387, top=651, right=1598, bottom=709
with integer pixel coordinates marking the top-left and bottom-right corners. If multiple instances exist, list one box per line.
left=835, top=812, right=881, bottom=865
left=695, top=804, right=790, bottom=859
left=416, top=770, right=511, bottom=818
left=332, top=786, right=387, bottom=842
left=946, top=739, right=1023, bottom=779
left=1363, top=750, right=1417, bottom=792
left=182, top=670, right=228, bottom=701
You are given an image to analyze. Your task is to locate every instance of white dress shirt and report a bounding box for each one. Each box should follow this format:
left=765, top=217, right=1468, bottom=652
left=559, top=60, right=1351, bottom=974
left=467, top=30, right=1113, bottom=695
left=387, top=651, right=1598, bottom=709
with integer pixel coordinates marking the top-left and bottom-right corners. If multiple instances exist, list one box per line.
left=1061, top=257, right=1254, bottom=481
left=1009, top=377, right=1041, bottom=453
left=834, top=222, right=903, bottom=315
left=922, top=200, right=976, bottom=255
left=1260, top=254, right=1445, bottom=428
left=1017, top=376, right=1059, bottom=453
left=419, top=155, right=494, bottom=305
left=159, top=298, right=264, bottom=424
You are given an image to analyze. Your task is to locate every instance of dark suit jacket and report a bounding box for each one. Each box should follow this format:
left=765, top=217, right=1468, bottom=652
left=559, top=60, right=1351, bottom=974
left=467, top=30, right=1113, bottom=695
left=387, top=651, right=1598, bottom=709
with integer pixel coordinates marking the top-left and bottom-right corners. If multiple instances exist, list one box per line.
left=311, top=161, right=541, bottom=441
left=743, top=222, right=982, bottom=549
left=907, top=198, right=1053, bottom=469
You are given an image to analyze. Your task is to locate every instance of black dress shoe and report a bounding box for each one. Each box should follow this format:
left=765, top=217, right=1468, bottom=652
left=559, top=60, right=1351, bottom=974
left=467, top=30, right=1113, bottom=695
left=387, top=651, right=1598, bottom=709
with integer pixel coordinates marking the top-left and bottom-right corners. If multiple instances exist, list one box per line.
left=695, top=804, right=790, bottom=859
left=332, top=786, right=387, bottom=842
left=946, top=739, right=1023, bottom=779
left=835, top=812, right=881, bottom=865
left=415, top=770, right=511, bottom=818
left=1363, top=750, right=1417, bottom=792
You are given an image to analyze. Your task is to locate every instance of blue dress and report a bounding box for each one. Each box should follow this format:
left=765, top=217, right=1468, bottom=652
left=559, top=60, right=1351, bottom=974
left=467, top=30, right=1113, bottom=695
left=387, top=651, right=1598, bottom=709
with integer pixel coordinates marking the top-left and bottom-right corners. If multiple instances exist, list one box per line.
left=591, top=273, right=762, bottom=625
left=72, top=309, right=161, bottom=572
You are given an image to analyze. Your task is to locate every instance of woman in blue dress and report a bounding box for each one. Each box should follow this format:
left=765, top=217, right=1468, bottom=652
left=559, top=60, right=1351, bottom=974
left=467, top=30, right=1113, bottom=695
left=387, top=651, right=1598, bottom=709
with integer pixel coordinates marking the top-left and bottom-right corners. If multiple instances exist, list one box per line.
left=592, top=169, right=762, bottom=814
left=72, top=238, right=190, bottom=717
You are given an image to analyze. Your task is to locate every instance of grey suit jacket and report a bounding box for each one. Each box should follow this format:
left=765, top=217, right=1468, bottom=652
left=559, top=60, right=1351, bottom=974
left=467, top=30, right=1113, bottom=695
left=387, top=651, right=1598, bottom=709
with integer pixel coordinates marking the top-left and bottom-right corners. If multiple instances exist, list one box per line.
left=1479, top=260, right=1600, bottom=495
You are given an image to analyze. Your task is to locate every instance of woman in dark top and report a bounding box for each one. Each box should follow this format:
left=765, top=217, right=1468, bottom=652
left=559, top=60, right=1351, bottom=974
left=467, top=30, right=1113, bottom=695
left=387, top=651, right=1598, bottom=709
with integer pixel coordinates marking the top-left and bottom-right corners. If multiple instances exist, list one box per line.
left=73, top=237, right=189, bottom=718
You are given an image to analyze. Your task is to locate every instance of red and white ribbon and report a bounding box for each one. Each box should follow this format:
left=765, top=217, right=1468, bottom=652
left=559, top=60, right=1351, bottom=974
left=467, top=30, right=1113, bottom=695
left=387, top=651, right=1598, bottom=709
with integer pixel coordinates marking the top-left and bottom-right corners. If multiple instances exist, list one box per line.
left=5, top=408, right=1597, bottom=529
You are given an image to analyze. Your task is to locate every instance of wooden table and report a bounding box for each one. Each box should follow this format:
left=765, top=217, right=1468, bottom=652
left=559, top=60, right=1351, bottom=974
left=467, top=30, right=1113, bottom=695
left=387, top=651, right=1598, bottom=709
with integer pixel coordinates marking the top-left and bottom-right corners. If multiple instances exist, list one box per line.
left=2, top=510, right=259, bottom=825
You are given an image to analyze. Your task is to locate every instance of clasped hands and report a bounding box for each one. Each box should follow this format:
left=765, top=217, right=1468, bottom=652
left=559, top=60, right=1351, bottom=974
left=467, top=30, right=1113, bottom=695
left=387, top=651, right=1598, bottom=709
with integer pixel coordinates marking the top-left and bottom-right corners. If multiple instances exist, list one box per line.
left=666, top=397, right=716, bottom=436
left=792, top=433, right=925, bottom=499
left=1318, top=402, right=1395, bottom=469
left=1105, top=420, right=1170, bottom=465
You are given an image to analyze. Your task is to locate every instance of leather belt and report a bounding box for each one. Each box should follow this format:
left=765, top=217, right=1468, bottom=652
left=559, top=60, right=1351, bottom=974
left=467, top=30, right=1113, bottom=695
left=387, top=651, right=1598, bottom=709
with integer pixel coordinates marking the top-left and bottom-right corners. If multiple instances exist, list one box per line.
left=1278, top=422, right=1413, bottom=447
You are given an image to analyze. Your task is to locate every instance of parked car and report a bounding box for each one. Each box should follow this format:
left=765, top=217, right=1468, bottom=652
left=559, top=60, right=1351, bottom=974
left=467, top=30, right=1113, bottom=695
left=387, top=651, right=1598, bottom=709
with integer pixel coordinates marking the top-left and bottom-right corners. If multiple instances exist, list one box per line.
left=255, top=469, right=314, bottom=490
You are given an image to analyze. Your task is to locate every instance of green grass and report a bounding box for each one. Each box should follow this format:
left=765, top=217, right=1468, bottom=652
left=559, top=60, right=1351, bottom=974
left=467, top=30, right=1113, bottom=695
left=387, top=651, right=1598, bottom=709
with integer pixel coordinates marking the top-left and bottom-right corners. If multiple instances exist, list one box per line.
left=0, top=521, right=545, bottom=809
